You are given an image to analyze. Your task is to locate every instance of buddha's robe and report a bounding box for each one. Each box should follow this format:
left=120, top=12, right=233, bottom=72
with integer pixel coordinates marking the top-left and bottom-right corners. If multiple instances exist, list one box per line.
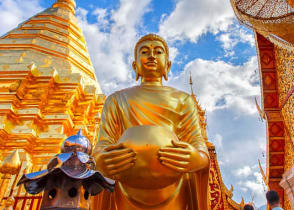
left=92, top=85, right=209, bottom=210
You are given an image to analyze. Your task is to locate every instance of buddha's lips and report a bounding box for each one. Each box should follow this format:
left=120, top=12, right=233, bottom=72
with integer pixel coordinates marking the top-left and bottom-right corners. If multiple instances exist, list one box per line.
left=145, top=62, right=157, bottom=65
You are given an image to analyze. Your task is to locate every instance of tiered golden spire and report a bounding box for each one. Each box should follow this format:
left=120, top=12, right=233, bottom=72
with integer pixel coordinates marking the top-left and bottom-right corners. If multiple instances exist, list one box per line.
left=53, top=0, right=76, bottom=14
left=0, top=0, right=104, bottom=165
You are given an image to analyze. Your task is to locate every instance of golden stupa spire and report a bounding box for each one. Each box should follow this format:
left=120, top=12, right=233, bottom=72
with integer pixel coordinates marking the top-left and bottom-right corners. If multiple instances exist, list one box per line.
left=53, top=0, right=76, bottom=14
left=0, top=0, right=104, bottom=165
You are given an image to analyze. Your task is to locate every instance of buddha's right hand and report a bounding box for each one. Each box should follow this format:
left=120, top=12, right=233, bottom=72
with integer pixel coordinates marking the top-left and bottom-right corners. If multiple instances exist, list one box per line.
left=95, top=143, right=136, bottom=178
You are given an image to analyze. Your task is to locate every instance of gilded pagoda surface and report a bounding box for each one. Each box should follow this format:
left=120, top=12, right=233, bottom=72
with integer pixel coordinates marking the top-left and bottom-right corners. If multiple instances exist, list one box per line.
left=0, top=0, right=104, bottom=166
left=274, top=45, right=294, bottom=210
left=275, top=46, right=294, bottom=172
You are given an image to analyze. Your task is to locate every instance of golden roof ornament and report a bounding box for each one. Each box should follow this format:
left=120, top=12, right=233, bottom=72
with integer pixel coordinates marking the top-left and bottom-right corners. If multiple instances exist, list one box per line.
left=0, top=150, right=21, bottom=175
left=240, top=197, right=245, bottom=207
left=189, top=71, right=195, bottom=96
left=189, top=72, right=205, bottom=115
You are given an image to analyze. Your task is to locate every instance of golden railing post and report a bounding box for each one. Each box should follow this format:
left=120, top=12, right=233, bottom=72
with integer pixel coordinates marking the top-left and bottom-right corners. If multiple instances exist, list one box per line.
left=4, top=196, right=14, bottom=210
left=0, top=150, right=21, bottom=208
left=0, top=174, right=12, bottom=206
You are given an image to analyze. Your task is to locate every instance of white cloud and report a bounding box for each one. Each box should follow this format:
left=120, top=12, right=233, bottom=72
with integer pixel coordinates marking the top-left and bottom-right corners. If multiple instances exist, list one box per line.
left=217, top=24, right=255, bottom=56
left=169, top=47, right=179, bottom=62
left=168, top=56, right=260, bottom=114
left=212, top=133, right=223, bottom=149
left=218, top=136, right=266, bottom=206
left=92, top=8, right=110, bottom=30
left=236, top=166, right=252, bottom=177
left=238, top=171, right=266, bottom=206
left=76, top=0, right=152, bottom=94
left=0, top=0, right=43, bottom=36
left=159, top=0, right=234, bottom=42
left=219, top=33, right=236, bottom=51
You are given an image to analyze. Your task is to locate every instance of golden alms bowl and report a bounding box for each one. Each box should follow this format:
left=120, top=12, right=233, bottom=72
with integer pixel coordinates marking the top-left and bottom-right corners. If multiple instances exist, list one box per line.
left=117, top=125, right=182, bottom=189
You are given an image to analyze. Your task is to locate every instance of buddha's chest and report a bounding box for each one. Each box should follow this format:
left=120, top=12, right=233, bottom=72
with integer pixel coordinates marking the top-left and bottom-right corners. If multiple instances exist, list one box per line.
left=122, top=93, right=181, bottom=117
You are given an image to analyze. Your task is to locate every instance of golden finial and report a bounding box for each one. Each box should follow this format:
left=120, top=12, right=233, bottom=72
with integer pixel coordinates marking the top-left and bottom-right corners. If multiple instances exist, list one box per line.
left=255, top=97, right=265, bottom=121
left=258, top=159, right=269, bottom=190
left=229, top=184, right=234, bottom=193
left=189, top=71, right=194, bottom=96
left=240, top=197, right=245, bottom=207
left=53, top=0, right=76, bottom=14
left=0, top=150, right=21, bottom=175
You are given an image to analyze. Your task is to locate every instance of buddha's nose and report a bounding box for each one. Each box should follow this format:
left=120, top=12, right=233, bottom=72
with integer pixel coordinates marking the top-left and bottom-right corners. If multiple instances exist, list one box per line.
left=148, top=50, right=155, bottom=59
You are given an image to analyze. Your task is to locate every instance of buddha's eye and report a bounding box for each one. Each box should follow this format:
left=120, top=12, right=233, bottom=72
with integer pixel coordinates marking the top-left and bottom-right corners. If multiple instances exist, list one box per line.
left=141, top=50, right=148, bottom=55
left=155, top=48, right=164, bottom=55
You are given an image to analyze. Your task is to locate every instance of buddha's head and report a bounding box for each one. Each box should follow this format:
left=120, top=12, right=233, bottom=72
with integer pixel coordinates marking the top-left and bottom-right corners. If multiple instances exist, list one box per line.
left=132, top=34, right=171, bottom=82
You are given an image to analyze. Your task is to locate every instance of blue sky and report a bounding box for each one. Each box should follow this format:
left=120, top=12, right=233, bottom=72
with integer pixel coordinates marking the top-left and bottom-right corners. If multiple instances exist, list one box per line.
left=0, top=0, right=267, bottom=207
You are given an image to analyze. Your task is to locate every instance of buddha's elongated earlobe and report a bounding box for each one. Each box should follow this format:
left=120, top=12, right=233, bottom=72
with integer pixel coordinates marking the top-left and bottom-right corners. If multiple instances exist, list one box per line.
left=136, top=72, right=140, bottom=81
left=163, top=61, right=171, bottom=81
left=132, top=61, right=140, bottom=81
left=163, top=69, right=168, bottom=81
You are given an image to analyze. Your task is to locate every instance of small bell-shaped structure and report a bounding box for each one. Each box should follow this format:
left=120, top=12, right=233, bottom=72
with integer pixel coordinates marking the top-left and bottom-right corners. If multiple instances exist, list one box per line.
left=17, top=130, right=114, bottom=209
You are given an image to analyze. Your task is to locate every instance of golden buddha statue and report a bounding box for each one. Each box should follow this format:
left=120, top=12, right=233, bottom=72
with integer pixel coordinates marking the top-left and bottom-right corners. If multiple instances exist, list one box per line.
left=93, top=34, right=209, bottom=210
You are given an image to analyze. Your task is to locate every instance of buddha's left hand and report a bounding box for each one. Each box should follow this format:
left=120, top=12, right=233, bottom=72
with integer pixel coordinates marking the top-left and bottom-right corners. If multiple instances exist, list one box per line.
left=158, top=140, right=208, bottom=173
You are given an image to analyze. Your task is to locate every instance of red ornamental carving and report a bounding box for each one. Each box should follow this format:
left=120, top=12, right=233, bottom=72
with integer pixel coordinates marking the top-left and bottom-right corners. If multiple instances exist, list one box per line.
left=269, top=122, right=285, bottom=137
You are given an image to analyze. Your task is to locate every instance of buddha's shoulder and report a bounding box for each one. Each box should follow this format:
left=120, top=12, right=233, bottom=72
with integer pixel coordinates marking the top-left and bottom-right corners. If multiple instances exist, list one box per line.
left=162, top=86, right=190, bottom=98
left=105, top=86, right=139, bottom=100
left=107, top=85, right=192, bottom=101
left=108, top=86, right=140, bottom=96
left=164, top=87, right=196, bottom=106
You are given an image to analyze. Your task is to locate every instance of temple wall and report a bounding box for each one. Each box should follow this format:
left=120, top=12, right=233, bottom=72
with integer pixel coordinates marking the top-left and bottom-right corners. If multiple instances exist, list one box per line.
left=283, top=132, right=293, bottom=210
left=274, top=46, right=294, bottom=210
left=274, top=46, right=294, bottom=169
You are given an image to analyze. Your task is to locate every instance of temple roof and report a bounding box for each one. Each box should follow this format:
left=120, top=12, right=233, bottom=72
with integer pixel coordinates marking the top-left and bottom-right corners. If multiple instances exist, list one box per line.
left=231, top=0, right=294, bottom=49
left=233, top=0, right=294, bottom=19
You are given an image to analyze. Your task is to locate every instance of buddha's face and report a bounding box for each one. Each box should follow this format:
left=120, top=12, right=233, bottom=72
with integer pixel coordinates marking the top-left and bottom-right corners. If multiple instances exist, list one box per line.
left=133, top=40, right=171, bottom=80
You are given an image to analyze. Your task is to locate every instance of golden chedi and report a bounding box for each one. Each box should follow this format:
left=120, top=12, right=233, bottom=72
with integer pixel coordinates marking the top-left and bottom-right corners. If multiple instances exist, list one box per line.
left=93, top=34, right=210, bottom=210
left=0, top=0, right=104, bottom=165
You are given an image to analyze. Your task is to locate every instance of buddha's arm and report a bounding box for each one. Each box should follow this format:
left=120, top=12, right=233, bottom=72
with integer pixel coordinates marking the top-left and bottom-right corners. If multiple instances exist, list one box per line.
left=159, top=95, right=209, bottom=173
left=93, top=94, right=136, bottom=177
